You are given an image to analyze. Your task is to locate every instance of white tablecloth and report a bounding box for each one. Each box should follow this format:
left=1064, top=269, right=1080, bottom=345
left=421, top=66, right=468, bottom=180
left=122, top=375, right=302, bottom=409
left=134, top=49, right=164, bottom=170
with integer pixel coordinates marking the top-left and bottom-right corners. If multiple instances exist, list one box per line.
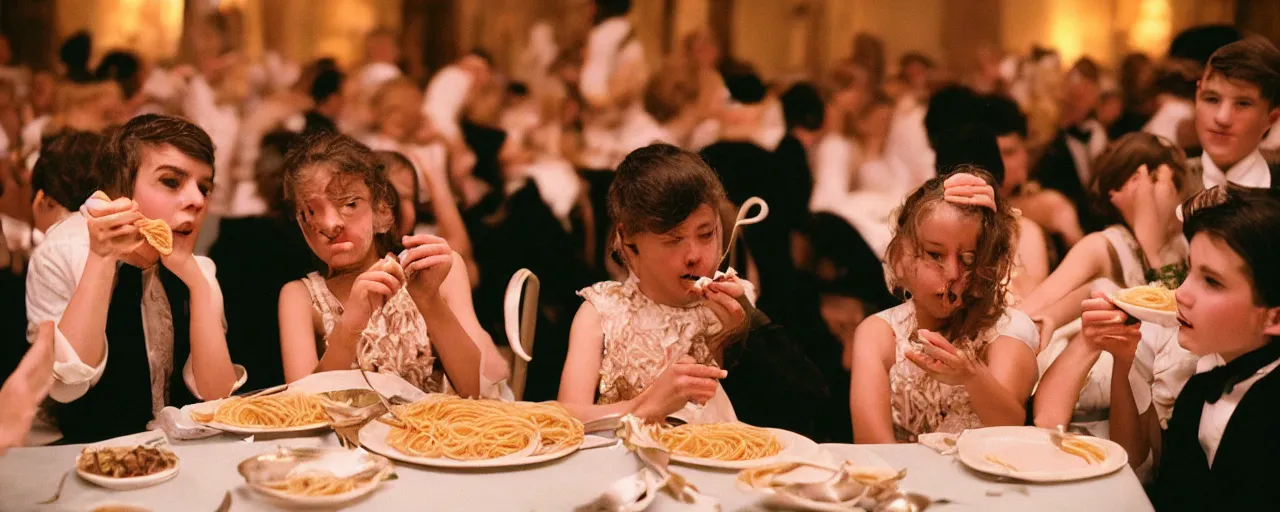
left=0, top=434, right=1152, bottom=511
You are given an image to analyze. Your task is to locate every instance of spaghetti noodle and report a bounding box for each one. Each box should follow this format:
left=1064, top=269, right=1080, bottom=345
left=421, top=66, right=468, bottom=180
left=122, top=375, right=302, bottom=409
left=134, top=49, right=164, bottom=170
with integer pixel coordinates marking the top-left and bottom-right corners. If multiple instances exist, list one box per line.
left=384, top=396, right=584, bottom=460
left=261, top=471, right=366, bottom=497
left=657, top=422, right=782, bottom=461
left=1058, top=437, right=1107, bottom=465
left=1115, top=285, right=1176, bottom=312
left=191, top=394, right=329, bottom=428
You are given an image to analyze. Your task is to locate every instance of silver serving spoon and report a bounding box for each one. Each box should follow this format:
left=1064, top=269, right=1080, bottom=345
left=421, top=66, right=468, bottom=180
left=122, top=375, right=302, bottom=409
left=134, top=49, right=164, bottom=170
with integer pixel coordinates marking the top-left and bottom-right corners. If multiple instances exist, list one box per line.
left=876, top=491, right=951, bottom=512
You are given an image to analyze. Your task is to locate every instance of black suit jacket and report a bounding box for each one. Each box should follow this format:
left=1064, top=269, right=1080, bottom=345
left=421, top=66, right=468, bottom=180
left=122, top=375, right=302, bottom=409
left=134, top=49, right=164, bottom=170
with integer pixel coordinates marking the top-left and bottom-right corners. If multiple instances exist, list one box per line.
left=1035, top=130, right=1106, bottom=233
left=1149, top=367, right=1280, bottom=511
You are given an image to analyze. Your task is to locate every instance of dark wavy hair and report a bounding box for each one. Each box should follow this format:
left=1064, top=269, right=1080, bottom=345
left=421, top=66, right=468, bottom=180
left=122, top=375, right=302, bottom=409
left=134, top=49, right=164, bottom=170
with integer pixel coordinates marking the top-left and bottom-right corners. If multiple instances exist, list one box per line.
left=885, top=165, right=1019, bottom=346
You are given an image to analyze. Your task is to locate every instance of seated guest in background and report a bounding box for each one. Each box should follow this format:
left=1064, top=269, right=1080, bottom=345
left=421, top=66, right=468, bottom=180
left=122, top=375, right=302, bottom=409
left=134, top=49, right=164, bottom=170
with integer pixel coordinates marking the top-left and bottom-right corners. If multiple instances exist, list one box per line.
left=303, top=67, right=344, bottom=135
left=987, top=94, right=1086, bottom=249
left=208, top=130, right=313, bottom=391
left=1190, top=39, right=1280, bottom=189
left=1085, top=187, right=1280, bottom=509
left=699, top=67, right=793, bottom=318
left=1031, top=133, right=1203, bottom=438
left=1035, top=57, right=1110, bottom=234
left=28, top=131, right=105, bottom=240
left=25, top=114, right=245, bottom=444
left=775, top=82, right=823, bottom=237
left=849, top=169, right=1038, bottom=443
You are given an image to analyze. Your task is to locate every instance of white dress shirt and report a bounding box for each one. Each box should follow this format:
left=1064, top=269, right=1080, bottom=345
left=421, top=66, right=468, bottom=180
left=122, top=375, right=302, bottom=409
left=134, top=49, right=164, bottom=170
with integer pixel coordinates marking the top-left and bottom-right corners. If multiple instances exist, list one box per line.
left=1195, top=353, right=1280, bottom=467
left=357, top=62, right=402, bottom=93
left=885, top=96, right=936, bottom=190
left=578, top=17, right=647, bottom=170
left=422, top=65, right=473, bottom=144
left=24, top=214, right=246, bottom=442
left=1201, top=150, right=1270, bottom=189
left=1128, top=323, right=1200, bottom=429
left=1065, top=120, right=1109, bottom=187
left=1143, top=98, right=1194, bottom=144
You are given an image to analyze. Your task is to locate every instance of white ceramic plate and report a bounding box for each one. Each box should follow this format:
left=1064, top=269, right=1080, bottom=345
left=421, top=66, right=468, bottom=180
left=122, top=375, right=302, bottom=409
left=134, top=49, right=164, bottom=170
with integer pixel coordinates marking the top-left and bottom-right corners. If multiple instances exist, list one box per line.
left=736, top=446, right=898, bottom=512
left=182, top=396, right=331, bottom=435
left=358, top=419, right=582, bottom=469
left=1110, top=293, right=1179, bottom=327
left=956, top=426, right=1128, bottom=482
left=76, top=454, right=180, bottom=490
left=668, top=428, right=827, bottom=470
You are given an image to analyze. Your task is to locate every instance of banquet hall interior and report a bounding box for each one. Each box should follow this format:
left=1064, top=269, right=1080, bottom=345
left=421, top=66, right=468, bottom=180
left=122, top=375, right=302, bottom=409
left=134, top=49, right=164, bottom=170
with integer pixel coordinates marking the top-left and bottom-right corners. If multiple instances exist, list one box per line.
left=2, top=0, right=1280, bottom=510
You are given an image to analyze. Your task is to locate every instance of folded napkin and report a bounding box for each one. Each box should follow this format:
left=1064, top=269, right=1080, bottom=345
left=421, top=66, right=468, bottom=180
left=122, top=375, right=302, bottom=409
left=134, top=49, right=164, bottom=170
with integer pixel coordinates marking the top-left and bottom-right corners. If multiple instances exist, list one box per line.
left=154, top=407, right=222, bottom=441
left=917, top=432, right=960, bottom=456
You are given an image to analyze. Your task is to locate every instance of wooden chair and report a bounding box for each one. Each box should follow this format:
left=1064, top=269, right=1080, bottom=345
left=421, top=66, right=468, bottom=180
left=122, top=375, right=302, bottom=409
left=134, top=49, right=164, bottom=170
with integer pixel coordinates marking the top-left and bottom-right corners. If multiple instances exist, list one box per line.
left=503, top=269, right=539, bottom=401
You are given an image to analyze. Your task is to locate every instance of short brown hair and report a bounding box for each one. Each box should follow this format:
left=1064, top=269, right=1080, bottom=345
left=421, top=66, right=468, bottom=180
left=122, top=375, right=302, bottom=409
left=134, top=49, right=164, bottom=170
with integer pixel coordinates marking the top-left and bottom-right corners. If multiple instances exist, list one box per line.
left=1088, top=132, right=1201, bottom=225
left=97, top=114, right=215, bottom=198
left=1205, top=38, right=1280, bottom=106
left=32, top=130, right=105, bottom=210
left=608, top=143, right=726, bottom=263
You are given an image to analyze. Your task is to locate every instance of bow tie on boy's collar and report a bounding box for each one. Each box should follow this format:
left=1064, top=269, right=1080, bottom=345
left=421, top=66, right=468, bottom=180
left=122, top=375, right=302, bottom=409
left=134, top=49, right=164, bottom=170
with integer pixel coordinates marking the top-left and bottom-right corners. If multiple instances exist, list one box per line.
left=1200, top=342, right=1280, bottom=404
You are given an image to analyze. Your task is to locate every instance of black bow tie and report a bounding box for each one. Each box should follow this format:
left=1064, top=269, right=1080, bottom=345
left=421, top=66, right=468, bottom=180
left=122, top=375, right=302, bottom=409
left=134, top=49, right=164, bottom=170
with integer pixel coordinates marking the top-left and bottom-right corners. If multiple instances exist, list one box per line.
left=1064, top=125, right=1093, bottom=143
left=1201, top=342, right=1280, bottom=404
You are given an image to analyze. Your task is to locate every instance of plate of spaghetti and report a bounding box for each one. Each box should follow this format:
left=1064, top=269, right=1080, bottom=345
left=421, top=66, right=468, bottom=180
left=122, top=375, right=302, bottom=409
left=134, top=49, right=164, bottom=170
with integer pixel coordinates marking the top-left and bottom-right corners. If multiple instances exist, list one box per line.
left=956, top=426, right=1127, bottom=482
left=1111, top=284, right=1178, bottom=327
left=658, top=422, right=822, bottom=470
left=358, top=395, right=585, bottom=468
left=239, top=447, right=393, bottom=508
left=186, top=392, right=331, bottom=434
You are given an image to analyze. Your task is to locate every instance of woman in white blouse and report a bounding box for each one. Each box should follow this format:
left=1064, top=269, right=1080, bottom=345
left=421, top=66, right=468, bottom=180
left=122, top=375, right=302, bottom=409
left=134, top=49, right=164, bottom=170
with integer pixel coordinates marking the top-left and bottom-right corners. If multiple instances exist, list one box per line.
left=24, top=115, right=244, bottom=444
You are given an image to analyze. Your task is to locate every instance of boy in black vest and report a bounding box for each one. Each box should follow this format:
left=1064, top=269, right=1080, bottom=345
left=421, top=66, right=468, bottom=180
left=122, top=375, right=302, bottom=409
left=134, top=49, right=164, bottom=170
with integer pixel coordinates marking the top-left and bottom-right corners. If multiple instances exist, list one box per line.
left=25, top=114, right=244, bottom=444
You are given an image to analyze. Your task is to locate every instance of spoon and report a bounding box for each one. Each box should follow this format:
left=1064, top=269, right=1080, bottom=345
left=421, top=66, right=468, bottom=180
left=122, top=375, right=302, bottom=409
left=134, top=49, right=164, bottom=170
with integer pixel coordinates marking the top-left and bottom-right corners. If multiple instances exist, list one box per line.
left=356, top=364, right=409, bottom=424
left=876, top=491, right=949, bottom=512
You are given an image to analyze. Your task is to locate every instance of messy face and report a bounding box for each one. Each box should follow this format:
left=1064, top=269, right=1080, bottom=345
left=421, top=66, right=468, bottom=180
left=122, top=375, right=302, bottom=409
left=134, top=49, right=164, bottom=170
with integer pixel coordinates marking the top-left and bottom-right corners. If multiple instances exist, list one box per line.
left=1196, top=72, right=1280, bottom=169
left=293, top=165, right=392, bottom=272
left=620, top=203, right=722, bottom=307
left=894, top=202, right=982, bottom=320
left=131, top=144, right=214, bottom=260
left=1176, top=233, right=1275, bottom=360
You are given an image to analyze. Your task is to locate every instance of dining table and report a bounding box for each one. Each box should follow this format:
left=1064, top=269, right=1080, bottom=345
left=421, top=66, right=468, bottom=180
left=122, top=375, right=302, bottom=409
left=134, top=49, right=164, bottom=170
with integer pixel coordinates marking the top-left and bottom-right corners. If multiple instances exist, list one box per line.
left=0, top=431, right=1154, bottom=512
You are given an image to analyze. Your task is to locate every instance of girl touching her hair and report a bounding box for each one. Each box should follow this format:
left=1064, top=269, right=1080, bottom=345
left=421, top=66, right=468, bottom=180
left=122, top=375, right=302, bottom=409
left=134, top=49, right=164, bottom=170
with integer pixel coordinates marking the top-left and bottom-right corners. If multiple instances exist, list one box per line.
left=850, top=168, right=1039, bottom=443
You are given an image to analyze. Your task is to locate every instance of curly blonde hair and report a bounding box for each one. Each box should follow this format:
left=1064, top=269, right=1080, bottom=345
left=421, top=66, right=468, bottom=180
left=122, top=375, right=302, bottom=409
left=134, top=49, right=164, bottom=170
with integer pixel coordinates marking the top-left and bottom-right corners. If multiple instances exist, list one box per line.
left=884, top=166, right=1020, bottom=347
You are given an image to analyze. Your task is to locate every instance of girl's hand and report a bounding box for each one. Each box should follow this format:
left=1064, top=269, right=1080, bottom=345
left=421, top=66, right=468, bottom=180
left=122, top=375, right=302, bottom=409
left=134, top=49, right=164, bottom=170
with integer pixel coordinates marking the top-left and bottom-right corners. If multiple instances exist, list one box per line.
left=634, top=355, right=727, bottom=421
left=703, top=277, right=748, bottom=332
left=82, top=193, right=146, bottom=262
left=1080, top=292, right=1141, bottom=366
left=943, top=172, right=997, bottom=211
left=400, top=235, right=453, bottom=303
left=906, top=329, right=981, bottom=386
left=340, top=263, right=405, bottom=332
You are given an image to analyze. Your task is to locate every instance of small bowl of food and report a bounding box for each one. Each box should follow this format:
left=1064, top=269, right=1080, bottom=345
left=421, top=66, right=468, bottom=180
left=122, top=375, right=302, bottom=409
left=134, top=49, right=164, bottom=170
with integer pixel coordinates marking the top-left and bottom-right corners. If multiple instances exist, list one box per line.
left=76, top=445, right=180, bottom=490
left=239, top=446, right=393, bottom=508
left=1110, top=284, right=1179, bottom=327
